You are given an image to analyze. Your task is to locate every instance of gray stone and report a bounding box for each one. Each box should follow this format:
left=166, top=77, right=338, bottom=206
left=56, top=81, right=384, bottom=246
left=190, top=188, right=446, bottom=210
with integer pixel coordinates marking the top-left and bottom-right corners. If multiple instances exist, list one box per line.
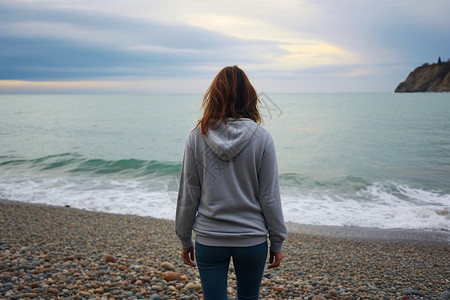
left=3, top=282, right=14, bottom=289
left=441, top=291, right=450, bottom=300
left=402, top=288, right=424, bottom=297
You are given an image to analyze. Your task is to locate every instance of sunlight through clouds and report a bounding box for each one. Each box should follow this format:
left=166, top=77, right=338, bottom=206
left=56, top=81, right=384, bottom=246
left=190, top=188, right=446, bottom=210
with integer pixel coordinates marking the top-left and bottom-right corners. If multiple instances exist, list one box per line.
left=0, top=0, right=449, bottom=93
left=278, top=42, right=358, bottom=69
left=184, top=13, right=359, bottom=70
left=0, top=79, right=211, bottom=93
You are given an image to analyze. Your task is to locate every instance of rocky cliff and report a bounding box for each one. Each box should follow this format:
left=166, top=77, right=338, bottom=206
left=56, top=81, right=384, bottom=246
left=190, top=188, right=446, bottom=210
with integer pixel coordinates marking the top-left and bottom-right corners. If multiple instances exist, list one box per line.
left=395, top=61, right=450, bottom=92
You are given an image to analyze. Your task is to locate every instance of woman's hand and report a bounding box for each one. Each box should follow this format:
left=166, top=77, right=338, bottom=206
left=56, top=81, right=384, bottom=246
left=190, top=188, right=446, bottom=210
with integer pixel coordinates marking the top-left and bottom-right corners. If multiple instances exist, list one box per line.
left=181, top=246, right=196, bottom=267
left=268, top=251, right=283, bottom=268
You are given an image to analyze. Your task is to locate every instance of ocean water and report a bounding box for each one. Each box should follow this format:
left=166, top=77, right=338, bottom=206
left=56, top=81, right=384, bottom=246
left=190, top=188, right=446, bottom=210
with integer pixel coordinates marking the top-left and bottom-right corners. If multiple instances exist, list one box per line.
left=1, top=93, right=449, bottom=233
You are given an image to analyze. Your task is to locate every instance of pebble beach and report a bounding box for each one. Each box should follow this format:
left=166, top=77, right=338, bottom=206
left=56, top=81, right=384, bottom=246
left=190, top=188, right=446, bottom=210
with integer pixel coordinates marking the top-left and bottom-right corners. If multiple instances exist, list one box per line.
left=1, top=200, right=449, bottom=300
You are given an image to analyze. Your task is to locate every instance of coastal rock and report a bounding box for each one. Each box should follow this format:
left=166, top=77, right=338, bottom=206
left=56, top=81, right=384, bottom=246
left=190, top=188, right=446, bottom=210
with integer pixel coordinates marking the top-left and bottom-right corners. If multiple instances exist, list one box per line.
left=395, top=60, right=450, bottom=92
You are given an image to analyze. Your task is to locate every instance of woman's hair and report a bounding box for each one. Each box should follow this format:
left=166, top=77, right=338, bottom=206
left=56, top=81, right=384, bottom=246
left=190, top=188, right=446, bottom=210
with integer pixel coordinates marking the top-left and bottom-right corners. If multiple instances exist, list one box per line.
left=196, top=65, right=261, bottom=135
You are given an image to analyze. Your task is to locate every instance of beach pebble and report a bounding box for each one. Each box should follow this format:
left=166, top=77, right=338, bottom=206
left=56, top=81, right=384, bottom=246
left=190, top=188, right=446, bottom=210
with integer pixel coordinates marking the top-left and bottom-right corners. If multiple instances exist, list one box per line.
left=160, top=262, right=175, bottom=271
left=93, top=287, right=104, bottom=294
left=402, top=288, right=424, bottom=296
left=2, top=282, right=14, bottom=290
left=163, top=271, right=187, bottom=282
left=185, top=282, right=202, bottom=290
left=105, top=254, right=116, bottom=263
left=151, top=284, right=163, bottom=292
left=22, top=293, right=38, bottom=298
left=441, top=291, right=450, bottom=300
left=1, top=201, right=449, bottom=300
left=135, top=279, right=143, bottom=286
left=125, top=291, right=134, bottom=297
left=47, top=287, right=59, bottom=294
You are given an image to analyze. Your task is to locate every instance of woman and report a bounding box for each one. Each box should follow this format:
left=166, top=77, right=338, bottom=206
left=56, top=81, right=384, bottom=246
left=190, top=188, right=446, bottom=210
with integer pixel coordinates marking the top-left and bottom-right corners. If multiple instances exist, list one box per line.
left=175, top=65, right=287, bottom=300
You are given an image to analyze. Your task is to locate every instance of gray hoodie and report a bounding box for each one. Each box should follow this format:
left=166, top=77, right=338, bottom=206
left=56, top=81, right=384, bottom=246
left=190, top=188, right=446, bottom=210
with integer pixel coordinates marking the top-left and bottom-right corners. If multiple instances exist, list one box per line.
left=175, top=118, right=287, bottom=252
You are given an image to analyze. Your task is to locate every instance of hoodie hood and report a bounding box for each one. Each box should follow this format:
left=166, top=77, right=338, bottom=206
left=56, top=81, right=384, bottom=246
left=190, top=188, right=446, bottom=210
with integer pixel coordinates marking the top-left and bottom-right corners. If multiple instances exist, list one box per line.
left=203, top=118, right=259, bottom=161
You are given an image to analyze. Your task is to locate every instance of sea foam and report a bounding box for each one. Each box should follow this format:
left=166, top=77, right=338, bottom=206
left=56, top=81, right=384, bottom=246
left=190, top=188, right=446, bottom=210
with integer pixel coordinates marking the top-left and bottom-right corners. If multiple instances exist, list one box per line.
left=1, top=172, right=448, bottom=231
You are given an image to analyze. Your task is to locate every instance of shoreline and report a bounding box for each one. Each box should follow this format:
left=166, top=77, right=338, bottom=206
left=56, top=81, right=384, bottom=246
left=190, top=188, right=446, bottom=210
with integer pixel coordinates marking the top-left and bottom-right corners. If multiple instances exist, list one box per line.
left=286, top=222, right=450, bottom=245
left=3, top=198, right=449, bottom=245
left=1, top=199, right=449, bottom=299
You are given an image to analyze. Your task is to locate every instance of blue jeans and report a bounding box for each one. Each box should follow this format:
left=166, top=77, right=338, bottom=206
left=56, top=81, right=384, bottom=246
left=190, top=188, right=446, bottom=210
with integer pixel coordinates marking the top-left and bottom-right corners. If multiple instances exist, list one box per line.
left=195, top=241, right=268, bottom=300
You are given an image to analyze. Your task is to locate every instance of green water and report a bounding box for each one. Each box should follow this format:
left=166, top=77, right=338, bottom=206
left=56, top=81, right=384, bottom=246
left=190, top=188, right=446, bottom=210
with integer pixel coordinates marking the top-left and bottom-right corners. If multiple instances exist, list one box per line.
left=1, top=93, right=449, bottom=230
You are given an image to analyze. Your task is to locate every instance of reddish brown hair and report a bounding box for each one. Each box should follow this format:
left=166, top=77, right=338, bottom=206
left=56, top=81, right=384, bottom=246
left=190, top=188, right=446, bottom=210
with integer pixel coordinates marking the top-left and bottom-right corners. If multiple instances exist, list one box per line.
left=196, top=66, right=261, bottom=135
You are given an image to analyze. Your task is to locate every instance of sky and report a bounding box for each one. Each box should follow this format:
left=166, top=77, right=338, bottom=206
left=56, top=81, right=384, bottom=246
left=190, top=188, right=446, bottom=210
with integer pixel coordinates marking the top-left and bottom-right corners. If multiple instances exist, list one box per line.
left=0, top=0, right=449, bottom=94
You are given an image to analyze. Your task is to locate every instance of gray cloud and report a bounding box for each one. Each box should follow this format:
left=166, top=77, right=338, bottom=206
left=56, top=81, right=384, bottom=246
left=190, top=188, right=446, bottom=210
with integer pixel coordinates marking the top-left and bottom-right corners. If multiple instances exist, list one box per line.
left=0, top=0, right=448, bottom=92
left=274, top=0, right=449, bottom=63
left=0, top=1, right=282, bottom=81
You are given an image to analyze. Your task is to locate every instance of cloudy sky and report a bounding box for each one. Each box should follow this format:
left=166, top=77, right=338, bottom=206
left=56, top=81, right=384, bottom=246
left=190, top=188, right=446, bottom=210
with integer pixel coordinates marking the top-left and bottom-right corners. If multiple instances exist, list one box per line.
left=0, top=0, right=449, bottom=93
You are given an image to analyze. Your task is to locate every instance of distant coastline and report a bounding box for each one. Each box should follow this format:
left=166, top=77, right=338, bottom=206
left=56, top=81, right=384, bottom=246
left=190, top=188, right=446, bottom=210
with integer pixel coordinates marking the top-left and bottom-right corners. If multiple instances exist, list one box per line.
left=395, top=59, right=450, bottom=92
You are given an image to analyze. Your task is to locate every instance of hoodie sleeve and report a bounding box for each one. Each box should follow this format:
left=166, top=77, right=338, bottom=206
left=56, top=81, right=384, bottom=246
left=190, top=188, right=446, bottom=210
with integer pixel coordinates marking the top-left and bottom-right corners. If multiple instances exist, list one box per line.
left=175, top=137, right=201, bottom=248
left=258, top=138, right=287, bottom=252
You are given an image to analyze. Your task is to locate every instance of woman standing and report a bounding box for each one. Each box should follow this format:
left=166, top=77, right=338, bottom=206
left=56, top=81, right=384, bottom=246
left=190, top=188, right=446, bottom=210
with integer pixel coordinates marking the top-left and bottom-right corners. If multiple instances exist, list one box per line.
left=175, top=65, right=287, bottom=300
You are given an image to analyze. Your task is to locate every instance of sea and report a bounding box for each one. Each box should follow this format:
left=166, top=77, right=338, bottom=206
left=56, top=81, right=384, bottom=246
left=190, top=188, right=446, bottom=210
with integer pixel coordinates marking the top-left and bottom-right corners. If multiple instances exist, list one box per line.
left=1, top=93, right=449, bottom=234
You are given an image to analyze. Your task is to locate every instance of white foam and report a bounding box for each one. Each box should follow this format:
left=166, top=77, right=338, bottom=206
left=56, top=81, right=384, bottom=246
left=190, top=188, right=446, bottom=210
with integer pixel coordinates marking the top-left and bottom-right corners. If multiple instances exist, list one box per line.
left=0, top=175, right=176, bottom=220
left=1, top=174, right=449, bottom=231
left=281, top=182, right=450, bottom=231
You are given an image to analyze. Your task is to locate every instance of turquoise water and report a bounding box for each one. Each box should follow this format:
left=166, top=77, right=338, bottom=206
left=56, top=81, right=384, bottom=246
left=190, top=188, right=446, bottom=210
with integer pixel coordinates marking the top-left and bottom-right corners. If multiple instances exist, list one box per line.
left=1, top=93, right=449, bottom=231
